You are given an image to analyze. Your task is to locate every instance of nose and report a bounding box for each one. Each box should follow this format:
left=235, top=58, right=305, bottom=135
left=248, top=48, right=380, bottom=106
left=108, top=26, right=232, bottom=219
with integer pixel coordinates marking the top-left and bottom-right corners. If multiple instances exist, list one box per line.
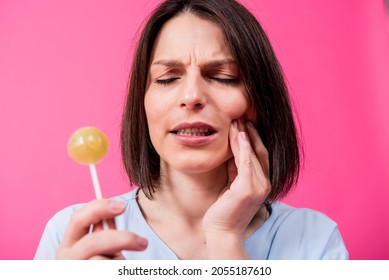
left=179, top=71, right=206, bottom=110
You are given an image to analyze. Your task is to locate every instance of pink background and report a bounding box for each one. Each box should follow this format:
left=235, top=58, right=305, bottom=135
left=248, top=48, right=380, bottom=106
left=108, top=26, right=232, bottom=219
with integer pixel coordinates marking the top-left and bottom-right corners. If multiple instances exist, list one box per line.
left=0, top=0, right=388, bottom=259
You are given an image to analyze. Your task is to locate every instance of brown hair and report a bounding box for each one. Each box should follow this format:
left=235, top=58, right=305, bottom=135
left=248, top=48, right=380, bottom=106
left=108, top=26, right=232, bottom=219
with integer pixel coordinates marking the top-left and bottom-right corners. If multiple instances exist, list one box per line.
left=121, top=0, right=301, bottom=201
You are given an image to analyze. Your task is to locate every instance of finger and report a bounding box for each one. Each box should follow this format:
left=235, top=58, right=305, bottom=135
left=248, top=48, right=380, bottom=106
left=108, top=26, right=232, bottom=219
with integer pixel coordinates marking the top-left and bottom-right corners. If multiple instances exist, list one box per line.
left=237, top=131, right=266, bottom=186
left=229, top=120, right=240, bottom=164
left=238, top=119, right=257, bottom=159
left=227, top=158, right=237, bottom=186
left=237, top=120, right=269, bottom=188
left=68, top=230, right=148, bottom=259
left=236, top=121, right=269, bottom=189
left=233, top=131, right=253, bottom=190
left=245, top=123, right=271, bottom=197
left=237, top=132, right=270, bottom=203
left=89, top=253, right=125, bottom=260
left=246, top=121, right=270, bottom=178
left=93, top=218, right=117, bottom=232
left=89, top=255, right=110, bottom=260
left=61, top=199, right=125, bottom=247
left=237, top=117, right=248, bottom=133
left=249, top=149, right=271, bottom=196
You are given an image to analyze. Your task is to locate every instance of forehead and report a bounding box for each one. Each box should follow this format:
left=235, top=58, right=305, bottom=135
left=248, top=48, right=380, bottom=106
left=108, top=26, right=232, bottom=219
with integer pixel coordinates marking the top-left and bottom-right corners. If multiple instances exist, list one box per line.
left=150, top=13, right=232, bottom=63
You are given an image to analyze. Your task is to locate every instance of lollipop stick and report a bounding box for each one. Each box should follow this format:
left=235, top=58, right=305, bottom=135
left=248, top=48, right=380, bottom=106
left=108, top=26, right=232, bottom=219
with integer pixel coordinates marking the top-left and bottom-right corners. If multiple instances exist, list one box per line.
left=89, top=163, right=109, bottom=230
left=89, top=163, right=103, bottom=199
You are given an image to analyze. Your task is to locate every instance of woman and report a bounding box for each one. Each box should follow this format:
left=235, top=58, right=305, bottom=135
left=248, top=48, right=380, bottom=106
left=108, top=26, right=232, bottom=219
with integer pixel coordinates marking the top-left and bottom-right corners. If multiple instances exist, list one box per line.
left=35, top=0, right=348, bottom=259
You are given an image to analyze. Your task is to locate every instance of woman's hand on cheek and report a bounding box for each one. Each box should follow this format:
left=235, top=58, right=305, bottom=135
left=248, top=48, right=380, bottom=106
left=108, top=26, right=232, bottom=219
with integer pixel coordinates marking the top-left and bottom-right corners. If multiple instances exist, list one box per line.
left=202, top=119, right=271, bottom=259
left=56, top=199, right=148, bottom=260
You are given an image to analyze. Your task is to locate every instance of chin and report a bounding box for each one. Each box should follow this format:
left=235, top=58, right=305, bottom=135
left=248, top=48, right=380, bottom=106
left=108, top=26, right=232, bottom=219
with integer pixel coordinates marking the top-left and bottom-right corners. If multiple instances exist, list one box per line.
left=176, top=165, right=227, bottom=176
left=170, top=154, right=232, bottom=174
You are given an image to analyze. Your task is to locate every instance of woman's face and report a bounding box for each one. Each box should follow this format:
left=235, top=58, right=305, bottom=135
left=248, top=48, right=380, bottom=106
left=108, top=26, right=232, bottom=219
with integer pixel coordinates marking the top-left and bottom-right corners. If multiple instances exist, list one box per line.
left=145, top=13, right=256, bottom=174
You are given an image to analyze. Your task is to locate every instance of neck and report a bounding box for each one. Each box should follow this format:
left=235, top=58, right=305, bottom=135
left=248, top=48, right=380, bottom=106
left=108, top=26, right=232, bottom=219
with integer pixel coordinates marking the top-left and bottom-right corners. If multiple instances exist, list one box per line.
left=139, top=162, right=228, bottom=222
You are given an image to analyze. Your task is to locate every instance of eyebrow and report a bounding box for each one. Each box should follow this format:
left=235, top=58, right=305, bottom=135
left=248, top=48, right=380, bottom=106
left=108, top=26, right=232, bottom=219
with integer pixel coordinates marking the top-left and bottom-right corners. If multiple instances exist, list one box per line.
left=151, top=58, right=237, bottom=67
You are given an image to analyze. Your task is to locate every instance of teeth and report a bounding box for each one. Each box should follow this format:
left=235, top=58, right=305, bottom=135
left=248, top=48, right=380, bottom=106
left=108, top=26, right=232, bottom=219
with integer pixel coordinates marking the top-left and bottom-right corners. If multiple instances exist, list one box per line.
left=176, top=128, right=212, bottom=136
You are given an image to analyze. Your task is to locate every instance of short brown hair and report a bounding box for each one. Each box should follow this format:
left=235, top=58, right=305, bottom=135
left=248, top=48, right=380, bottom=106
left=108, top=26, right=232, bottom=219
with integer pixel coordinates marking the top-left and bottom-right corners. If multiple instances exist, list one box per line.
left=121, top=0, right=301, bottom=201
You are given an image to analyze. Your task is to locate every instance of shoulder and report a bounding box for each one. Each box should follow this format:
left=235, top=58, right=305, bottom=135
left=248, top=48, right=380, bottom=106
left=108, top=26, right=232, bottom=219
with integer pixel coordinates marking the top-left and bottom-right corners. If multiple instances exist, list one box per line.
left=272, top=202, right=346, bottom=245
left=247, top=202, right=349, bottom=260
left=271, top=202, right=338, bottom=229
left=34, top=203, right=81, bottom=259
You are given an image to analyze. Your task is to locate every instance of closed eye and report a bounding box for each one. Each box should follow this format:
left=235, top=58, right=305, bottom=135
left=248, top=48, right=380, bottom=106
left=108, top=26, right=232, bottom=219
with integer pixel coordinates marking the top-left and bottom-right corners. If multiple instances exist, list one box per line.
left=211, top=77, right=239, bottom=85
left=155, top=77, right=180, bottom=85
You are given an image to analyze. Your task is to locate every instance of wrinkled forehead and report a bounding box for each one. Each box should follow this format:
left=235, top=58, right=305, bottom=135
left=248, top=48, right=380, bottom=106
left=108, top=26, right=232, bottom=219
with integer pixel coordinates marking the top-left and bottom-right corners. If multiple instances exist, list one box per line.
left=149, top=12, right=234, bottom=66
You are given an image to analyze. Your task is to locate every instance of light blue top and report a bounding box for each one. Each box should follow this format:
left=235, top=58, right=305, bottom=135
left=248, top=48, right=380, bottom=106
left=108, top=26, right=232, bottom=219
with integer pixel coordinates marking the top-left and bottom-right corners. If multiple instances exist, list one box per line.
left=34, top=188, right=348, bottom=260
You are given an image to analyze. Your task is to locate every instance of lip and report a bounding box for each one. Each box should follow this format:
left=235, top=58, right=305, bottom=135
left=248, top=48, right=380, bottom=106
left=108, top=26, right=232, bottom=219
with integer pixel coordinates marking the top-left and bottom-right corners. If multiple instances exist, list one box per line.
left=170, top=122, right=217, bottom=146
left=171, top=122, right=217, bottom=132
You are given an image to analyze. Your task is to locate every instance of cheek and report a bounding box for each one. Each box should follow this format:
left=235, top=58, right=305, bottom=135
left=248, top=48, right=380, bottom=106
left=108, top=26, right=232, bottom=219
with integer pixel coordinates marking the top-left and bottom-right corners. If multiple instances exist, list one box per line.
left=144, top=91, right=168, bottom=124
left=144, top=92, right=176, bottom=153
left=144, top=92, right=155, bottom=120
left=220, top=94, right=255, bottom=122
left=145, top=88, right=176, bottom=119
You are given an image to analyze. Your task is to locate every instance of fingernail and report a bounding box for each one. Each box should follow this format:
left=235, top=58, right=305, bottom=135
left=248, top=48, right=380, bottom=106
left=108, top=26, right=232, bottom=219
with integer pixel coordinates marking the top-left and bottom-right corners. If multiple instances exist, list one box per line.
left=137, top=237, right=148, bottom=249
left=240, top=131, right=247, bottom=140
left=247, top=121, right=254, bottom=129
left=109, top=201, right=125, bottom=212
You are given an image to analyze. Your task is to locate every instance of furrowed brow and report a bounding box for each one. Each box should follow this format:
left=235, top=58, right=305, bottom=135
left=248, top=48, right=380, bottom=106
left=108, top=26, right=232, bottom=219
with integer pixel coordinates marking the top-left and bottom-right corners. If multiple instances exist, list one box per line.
left=151, top=59, right=237, bottom=67
left=202, top=59, right=237, bottom=67
left=151, top=60, right=183, bottom=67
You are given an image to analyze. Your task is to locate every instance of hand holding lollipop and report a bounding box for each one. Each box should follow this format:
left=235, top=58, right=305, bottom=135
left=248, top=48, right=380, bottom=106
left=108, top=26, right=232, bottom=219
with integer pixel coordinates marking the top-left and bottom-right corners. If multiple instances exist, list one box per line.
left=54, top=126, right=148, bottom=259
left=67, top=126, right=109, bottom=229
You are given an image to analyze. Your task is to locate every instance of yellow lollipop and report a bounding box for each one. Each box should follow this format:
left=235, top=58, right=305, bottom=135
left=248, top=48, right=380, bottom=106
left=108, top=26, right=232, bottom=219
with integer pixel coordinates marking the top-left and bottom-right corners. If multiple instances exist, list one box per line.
left=67, top=126, right=109, bottom=229
left=67, top=126, right=108, bottom=165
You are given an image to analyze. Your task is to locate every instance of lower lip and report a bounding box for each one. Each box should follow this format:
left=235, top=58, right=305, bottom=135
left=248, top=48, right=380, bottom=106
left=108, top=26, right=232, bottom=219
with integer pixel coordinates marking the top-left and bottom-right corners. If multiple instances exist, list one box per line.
left=170, top=133, right=217, bottom=145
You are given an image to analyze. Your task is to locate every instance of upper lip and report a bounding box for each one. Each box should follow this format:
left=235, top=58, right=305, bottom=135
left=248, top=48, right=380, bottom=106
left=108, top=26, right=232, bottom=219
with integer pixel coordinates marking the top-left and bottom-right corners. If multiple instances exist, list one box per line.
left=170, top=122, right=217, bottom=134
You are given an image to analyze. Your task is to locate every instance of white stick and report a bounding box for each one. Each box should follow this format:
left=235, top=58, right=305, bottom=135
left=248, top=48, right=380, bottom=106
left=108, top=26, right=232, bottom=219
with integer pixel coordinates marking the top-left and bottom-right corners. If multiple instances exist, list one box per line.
left=89, top=163, right=109, bottom=230
left=89, top=163, right=103, bottom=199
